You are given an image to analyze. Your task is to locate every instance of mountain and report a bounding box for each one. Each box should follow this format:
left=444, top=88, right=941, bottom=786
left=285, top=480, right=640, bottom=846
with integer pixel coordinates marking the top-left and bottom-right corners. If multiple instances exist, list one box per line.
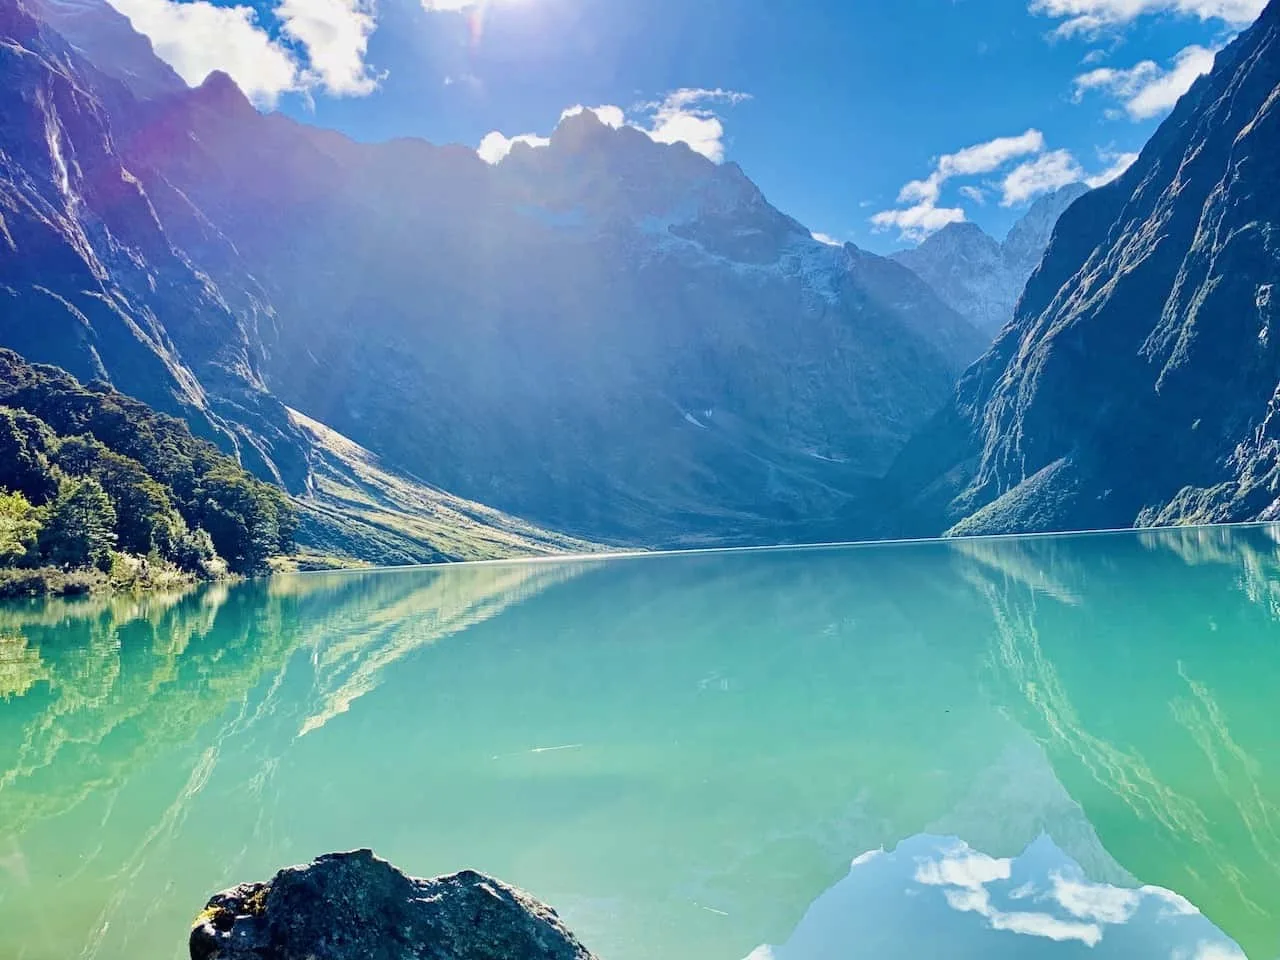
left=115, top=80, right=984, bottom=544
left=0, top=0, right=310, bottom=489
left=1, top=0, right=987, bottom=550
left=885, top=0, right=1280, bottom=537
left=0, top=348, right=293, bottom=579
left=891, top=183, right=1089, bottom=337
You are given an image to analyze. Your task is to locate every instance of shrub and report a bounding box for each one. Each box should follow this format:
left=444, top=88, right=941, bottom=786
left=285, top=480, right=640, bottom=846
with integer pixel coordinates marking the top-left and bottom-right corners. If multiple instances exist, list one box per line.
left=0, top=489, right=42, bottom=565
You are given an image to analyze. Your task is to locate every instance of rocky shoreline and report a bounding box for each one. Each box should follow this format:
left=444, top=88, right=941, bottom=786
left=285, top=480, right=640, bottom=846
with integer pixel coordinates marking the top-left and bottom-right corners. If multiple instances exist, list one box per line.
left=189, top=850, right=598, bottom=960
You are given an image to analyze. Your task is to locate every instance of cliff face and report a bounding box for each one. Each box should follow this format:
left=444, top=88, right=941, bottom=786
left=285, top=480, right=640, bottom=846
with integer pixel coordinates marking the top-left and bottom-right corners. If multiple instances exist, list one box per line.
left=0, top=0, right=311, bottom=487
left=887, top=0, right=1280, bottom=537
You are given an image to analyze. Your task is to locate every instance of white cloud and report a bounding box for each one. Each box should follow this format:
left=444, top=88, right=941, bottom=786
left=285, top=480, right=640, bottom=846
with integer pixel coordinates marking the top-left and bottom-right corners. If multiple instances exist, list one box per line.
left=1074, top=43, right=1217, bottom=118
left=870, top=202, right=967, bottom=241
left=106, top=0, right=383, bottom=104
left=1031, top=0, right=1265, bottom=36
left=1188, top=944, right=1248, bottom=960
left=277, top=0, right=380, bottom=97
left=873, top=129, right=1044, bottom=240
left=1125, top=44, right=1217, bottom=116
left=476, top=130, right=550, bottom=164
left=959, top=185, right=988, bottom=204
left=938, top=129, right=1048, bottom=179
left=916, top=849, right=1012, bottom=888
left=640, top=88, right=751, bottom=162
left=1050, top=873, right=1140, bottom=924
left=560, top=104, right=626, bottom=128
left=917, top=846, right=1103, bottom=947
left=478, top=89, right=749, bottom=166
left=811, top=231, right=843, bottom=246
left=107, top=0, right=300, bottom=104
left=1086, top=149, right=1139, bottom=185
left=1001, top=149, right=1086, bottom=205
left=420, top=0, right=479, bottom=8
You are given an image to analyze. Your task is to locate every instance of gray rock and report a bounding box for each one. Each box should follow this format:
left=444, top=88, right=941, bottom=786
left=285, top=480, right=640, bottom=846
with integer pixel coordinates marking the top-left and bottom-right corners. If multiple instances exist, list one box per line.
left=189, top=850, right=598, bottom=960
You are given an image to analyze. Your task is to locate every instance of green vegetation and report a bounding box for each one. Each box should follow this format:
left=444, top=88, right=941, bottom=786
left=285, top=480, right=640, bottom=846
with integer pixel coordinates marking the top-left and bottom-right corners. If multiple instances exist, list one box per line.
left=0, top=349, right=294, bottom=595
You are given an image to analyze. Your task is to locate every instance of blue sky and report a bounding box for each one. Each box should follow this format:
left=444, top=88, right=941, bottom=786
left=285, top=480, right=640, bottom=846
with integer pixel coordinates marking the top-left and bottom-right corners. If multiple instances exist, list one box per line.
left=105, top=0, right=1265, bottom=252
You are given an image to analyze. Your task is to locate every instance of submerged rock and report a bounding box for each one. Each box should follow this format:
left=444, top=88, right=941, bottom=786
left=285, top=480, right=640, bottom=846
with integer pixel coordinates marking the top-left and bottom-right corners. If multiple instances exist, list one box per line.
left=189, top=850, right=598, bottom=960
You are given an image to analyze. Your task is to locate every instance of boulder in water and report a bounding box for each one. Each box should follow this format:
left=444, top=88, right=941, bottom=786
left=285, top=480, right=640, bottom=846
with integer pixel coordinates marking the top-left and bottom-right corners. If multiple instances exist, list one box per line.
left=189, top=849, right=598, bottom=960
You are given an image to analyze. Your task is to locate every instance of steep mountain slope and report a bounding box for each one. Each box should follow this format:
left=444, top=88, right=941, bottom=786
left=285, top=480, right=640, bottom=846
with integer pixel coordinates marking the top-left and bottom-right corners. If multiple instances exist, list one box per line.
left=0, top=0, right=309, bottom=487
left=288, top=408, right=599, bottom=565
left=891, top=183, right=1088, bottom=336
left=886, top=0, right=1280, bottom=537
left=119, top=88, right=984, bottom=544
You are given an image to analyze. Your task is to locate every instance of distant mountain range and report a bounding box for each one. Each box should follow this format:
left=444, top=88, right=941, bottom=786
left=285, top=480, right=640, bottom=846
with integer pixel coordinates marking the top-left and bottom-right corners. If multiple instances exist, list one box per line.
left=0, top=0, right=984, bottom=551
left=892, top=184, right=1089, bottom=337
left=886, top=0, right=1280, bottom=537
left=4, top=0, right=1279, bottom=554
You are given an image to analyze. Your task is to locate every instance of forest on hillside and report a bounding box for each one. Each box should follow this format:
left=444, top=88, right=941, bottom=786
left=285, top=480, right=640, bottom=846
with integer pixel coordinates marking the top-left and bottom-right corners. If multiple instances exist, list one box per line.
left=0, top=350, right=295, bottom=596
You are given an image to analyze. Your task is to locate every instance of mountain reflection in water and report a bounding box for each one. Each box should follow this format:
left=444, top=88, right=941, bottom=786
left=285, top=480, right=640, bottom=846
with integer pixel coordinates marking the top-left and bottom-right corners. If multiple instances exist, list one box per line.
left=0, top=527, right=1277, bottom=959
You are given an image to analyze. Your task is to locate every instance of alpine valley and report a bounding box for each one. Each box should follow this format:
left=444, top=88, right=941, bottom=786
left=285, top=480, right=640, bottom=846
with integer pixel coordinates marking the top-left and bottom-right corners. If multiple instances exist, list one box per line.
left=3, top=0, right=1280, bottom=560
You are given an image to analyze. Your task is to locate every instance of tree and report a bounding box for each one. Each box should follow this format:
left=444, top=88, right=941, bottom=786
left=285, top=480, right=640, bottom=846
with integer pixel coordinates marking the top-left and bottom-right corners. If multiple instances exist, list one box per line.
left=0, top=489, right=42, bottom=565
left=53, top=435, right=181, bottom=556
left=0, top=407, right=58, bottom=504
left=39, top=477, right=117, bottom=569
left=193, top=467, right=289, bottom=574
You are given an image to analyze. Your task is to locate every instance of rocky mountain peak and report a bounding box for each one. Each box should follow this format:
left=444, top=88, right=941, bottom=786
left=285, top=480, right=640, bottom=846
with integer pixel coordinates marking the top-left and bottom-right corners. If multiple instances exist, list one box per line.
left=891, top=182, right=1089, bottom=336
left=21, top=0, right=184, bottom=99
left=1002, top=181, right=1088, bottom=270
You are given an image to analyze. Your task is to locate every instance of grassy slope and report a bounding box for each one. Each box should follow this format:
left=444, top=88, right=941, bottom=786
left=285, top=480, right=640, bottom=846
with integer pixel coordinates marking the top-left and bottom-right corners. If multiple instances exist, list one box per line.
left=286, top=409, right=604, bottom=567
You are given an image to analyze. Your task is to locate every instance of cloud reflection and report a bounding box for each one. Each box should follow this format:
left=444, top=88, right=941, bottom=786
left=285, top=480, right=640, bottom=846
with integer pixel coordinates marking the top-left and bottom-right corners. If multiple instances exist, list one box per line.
left=749, top=834, right=1243, bottom=958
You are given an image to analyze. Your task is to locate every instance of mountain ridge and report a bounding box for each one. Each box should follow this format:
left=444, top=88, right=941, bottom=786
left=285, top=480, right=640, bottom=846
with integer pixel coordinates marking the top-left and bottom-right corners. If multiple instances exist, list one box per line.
left=884, top=0, right=1280, bottom=538
left=0, top=0, right=987, bottom=548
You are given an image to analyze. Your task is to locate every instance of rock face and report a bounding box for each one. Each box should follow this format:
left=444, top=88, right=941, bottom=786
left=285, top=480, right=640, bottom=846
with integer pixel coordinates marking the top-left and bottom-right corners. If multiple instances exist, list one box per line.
left=189, top=851, right=598, bottom=960
left=885, top=0, right=1280, bottom=537
left=0, top=0, right=310, bottom=489
left=891, top=183, right=1088, bottom=337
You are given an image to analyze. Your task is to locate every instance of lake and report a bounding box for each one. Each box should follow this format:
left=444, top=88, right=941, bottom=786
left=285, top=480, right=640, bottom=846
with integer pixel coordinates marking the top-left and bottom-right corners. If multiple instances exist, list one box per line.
left=2, top=527, right=1278, bottom=959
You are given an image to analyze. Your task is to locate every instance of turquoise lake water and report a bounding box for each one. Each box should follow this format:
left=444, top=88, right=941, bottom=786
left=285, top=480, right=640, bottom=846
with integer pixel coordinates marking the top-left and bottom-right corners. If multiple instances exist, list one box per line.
left=1, top=527, right=1278, bottom=959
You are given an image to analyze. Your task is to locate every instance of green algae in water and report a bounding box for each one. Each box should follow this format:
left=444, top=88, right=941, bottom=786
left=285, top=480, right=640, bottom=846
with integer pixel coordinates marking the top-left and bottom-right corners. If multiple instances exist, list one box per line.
left=0, top=527, right=1277, bottom=959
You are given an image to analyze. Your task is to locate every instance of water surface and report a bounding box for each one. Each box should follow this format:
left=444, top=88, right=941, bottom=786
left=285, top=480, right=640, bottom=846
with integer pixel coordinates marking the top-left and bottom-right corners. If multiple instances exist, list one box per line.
left=2, top=528, right=1278, bottom=959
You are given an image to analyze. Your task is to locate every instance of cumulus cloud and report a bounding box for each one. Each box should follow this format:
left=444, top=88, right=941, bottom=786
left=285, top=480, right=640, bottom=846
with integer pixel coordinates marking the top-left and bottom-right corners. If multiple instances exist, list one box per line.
left=278, top=0, right=380, bottom=96
left=107, top=0, right=299, bottom=104
left=1050, top=874, right=1140, bottom=925
left=640, top=88, right=751, bottom=162
left=106, top=0, right=383, bottom=104
left=1030, top=0, right=1265, bottom=36
left=1086, top=149, right=1140, bottom=185
left=916, top=847, right=1104, bottom=947
left=1075, top=44, right=1217, bottom=119
left=476, top=130, right=550, bottom=164
left=870, top=202, right=967, bottom=240
left=560, top=104, right=626, bottom=128
left=872, top=129, right=1045, bottom=240
left=1001, top=149, right=1087, bottom=205
left=477, top=89, right=749, bottom=166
